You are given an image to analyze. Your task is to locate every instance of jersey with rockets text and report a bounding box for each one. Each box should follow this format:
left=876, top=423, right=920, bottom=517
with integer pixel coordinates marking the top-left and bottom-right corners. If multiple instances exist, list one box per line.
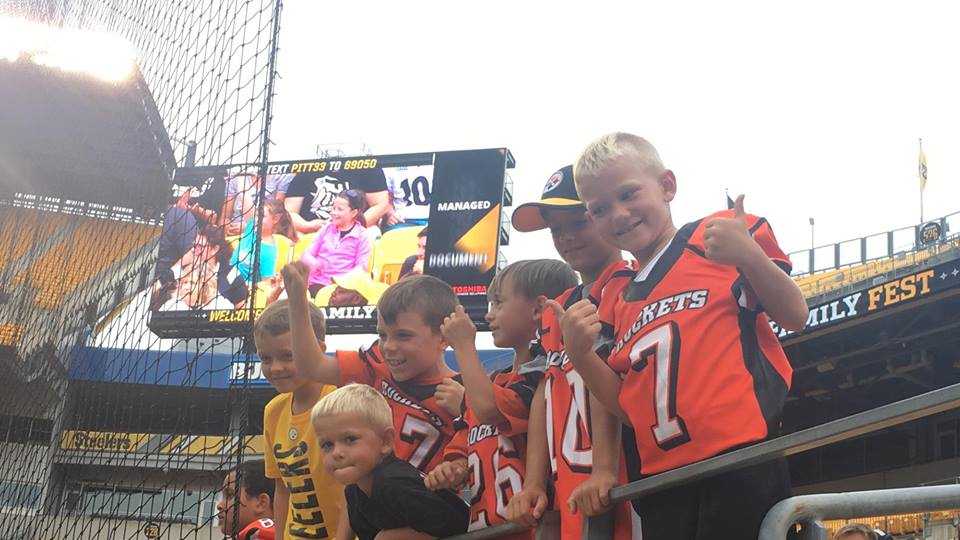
left=337, top=342, right=459, bottom=473
left=599, top=211, right=793, bottom=476
left=443, top=367, right=542, bottom=538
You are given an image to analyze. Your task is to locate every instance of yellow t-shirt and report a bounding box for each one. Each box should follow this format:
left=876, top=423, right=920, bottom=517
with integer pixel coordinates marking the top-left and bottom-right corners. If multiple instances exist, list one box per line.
left=264, top=388, right=342, bottom=539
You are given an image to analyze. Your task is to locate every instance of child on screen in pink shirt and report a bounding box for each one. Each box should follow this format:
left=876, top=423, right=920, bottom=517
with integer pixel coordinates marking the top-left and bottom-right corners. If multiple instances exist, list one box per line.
left=300, top=189, right=373, bottom=297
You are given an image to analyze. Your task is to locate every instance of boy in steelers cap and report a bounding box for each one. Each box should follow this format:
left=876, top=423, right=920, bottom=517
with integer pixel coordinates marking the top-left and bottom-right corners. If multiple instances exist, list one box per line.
left=506, top=166, right=641, bottom=538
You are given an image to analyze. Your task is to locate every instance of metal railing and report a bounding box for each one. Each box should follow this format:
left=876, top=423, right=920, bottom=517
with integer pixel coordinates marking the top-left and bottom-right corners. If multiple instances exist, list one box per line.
left=758, top=485, right=960, bottom=540
left=788, top=211, right=960, bottom=278
left=444, top=381, right=960, bottom=539
left=795, top=236, right=960, bottom=300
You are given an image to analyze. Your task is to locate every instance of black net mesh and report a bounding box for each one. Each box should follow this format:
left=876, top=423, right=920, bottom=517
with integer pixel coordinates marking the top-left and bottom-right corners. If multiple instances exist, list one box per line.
left=0, top=0, right=281, bottom=538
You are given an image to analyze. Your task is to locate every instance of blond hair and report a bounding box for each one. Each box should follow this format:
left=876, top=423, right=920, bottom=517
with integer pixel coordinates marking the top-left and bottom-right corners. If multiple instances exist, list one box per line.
left=573, top=132, right=666, bottom=191
left=253, top=298, right=326, bottom=343
left=834, top=524, right=877, bottom=540
left=310, top=383, right=392, bottom=433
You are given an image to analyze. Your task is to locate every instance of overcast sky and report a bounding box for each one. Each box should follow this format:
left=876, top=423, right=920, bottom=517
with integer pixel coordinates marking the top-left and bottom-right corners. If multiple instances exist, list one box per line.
left=269, top=1, right=960, bottom=348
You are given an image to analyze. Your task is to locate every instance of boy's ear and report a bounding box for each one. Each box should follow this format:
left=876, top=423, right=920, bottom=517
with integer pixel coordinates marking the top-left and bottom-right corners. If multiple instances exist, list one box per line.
left=660, top=170, right=677, bottom=202
left=533, top=295, right=548, bottom=321
left=380, top=426, right=396, bottom=454
left=317, top=339, right=327, bottom=353
left=255, top=492, right=272, bottom=513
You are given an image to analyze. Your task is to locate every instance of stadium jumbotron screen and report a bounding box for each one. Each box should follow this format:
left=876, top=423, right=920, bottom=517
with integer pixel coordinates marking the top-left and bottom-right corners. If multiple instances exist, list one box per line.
left=147, top=148, right=513, bottom=337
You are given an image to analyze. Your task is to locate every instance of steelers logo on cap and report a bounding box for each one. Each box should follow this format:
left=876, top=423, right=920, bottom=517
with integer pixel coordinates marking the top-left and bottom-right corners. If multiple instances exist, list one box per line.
left=543, top=171, right=564, bottom=194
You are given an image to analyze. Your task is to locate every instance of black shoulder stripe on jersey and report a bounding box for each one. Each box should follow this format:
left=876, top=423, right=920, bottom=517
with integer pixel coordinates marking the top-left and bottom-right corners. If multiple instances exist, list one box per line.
left=564, top=284, right=585, bottom=309
left=773, top=259, right=792, bottom=275
left=508, top=373, right=542, bottom=409
left=731, top=275, right=752, bottom=312
left=737, top=309, right=789, bottom=435
left=748, top=217, right=767, bottom=235
left=359, top=341, right=383, bottom=364
left=624, top=219, right=701, bottom=302
left=685, top=244, right=706, bottom=258
left=594, top=322, right=616, bottom=360
left=586, top=270, right=633, bottom=305
left=396, top=379, right=443, bottom=402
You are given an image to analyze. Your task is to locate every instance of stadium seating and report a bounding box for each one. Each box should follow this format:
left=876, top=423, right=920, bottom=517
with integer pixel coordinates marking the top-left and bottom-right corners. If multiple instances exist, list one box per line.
left=370, top=225, right=424, bottom=285
left=793, top=237, right=960, bottom=298
left=2, top=209, right=159, bottom=311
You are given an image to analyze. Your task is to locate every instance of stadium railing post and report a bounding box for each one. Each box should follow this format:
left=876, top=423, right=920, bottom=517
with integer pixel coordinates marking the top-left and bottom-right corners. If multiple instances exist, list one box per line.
left=533, top=511, right=560, bottom=540
left=757, top=485, right=960, bottom=540
left=581, top=508, right=614, bottom=539
left=797, top=520, right=830, bottom=540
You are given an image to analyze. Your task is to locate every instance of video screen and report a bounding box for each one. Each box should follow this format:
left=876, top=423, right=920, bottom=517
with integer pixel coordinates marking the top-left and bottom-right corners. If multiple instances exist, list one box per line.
left=147, top=148, right=513, bottom=337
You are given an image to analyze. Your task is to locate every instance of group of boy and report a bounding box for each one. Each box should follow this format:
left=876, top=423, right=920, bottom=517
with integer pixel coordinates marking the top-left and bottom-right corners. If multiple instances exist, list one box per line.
left=216, top=132, right=809, bottom=539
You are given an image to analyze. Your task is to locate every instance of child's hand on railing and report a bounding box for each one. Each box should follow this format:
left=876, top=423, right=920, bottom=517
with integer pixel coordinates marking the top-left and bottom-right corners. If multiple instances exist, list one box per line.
left=568, top=470, right=616, bottom=517
left=505, top=485, right=548, bottom=528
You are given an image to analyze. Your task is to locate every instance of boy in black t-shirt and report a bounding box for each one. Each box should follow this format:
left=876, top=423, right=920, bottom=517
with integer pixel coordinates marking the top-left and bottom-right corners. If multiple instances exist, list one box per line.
left=285, top=168, right=390, bottom=233
left=311, top=383, right=468, bottom=540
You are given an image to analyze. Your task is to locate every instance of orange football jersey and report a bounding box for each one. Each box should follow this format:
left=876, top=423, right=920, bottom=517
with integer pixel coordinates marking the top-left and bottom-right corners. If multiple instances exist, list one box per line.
left=443, top=368, right=541, bottom=538
left=238, top=518, right=276, bottom=540
left=535, top=261, right=640, bottom=539
left=337, top=342, right=459, bottom=473
left=599, top=211, right=793, bottom=475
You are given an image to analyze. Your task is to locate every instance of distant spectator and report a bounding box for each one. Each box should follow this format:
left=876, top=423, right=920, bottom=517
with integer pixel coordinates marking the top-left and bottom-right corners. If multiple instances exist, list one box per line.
left=222, top=172, right=294, bottom=236
left=834, top=523, right=878, bottom=540
left=300, top=189, right=372, bottom=296
left=382, top=166, right=431, bottom=231
left=285, top=168, right=390, bottom=234
left=217, top=459, right=276, bottom=539
left=398, top=227, right=428, bottom=279
left=155, top=225, right=247, bottom=311
left=232, top=199, right=296, bottom=284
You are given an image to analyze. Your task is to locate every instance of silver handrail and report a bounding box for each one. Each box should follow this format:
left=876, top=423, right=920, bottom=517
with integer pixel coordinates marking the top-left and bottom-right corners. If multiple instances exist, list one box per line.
left=758, top=485, right=960, bottom=540
left=442, top=381, right=960, bottom=539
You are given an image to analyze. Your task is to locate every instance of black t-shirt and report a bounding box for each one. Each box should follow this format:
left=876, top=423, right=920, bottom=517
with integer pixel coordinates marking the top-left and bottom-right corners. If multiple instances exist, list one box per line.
left=287, top=168, right=387, bottom=222
left=344, top=454, right=468, bottom=540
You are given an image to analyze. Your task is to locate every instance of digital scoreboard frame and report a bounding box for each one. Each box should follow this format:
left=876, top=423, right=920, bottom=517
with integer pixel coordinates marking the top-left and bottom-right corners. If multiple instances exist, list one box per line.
left=147, top=148, right=514, bottom=338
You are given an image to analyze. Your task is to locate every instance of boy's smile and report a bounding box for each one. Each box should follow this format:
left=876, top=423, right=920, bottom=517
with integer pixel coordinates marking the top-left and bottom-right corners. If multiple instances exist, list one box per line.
left=377, top=311, right=449, bottom=382
left=577, top=156, right=678, bottom=264
left=257, top=332, right=309, bottom=394
left=541, top=207, right=620, bottom=277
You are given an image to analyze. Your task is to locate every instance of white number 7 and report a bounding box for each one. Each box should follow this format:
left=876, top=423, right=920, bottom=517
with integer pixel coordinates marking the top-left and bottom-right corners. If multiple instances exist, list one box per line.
left=628, top=322, right=690, bottom=449
left=399, top=416, right=441, bottom=469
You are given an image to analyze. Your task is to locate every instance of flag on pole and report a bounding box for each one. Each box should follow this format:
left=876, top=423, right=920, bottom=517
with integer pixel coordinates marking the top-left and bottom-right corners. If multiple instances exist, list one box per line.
left=918, top=143, right=928, bottom=191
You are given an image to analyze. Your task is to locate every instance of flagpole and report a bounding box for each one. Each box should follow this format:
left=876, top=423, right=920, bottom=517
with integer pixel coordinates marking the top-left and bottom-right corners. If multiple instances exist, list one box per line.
left=919, top=138, right=925, bottom=223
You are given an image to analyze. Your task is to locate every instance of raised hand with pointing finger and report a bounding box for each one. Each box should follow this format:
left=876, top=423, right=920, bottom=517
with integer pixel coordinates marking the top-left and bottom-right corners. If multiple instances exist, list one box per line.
left=703, top=194, right=764, bottom=267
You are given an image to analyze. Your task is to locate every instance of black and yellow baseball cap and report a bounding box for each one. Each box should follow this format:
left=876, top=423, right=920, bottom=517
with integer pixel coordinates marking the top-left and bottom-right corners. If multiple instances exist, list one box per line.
left=511, top=165, right=584, bottom=232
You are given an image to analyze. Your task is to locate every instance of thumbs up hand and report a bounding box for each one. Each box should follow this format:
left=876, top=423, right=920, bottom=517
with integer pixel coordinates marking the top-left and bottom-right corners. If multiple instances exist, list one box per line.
left=546, top=298, right=600, bottom=360
left=703, top=194, right=762, bottom=267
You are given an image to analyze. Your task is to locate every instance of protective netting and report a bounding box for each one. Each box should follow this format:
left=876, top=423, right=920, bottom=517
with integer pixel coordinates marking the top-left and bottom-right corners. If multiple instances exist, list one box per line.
left=0, top=0, right=281, bottom=538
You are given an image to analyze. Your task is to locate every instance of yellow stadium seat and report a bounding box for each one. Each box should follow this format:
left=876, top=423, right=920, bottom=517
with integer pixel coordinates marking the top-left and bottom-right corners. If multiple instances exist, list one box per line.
left=370, top=226, right=424, bottom=285
left=0, top=323, right=24, bottom=347
left=293, top=233, right=317, bottom=261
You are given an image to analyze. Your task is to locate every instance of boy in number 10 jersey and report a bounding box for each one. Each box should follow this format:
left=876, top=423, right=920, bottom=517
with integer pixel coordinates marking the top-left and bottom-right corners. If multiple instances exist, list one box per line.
left=506, top=166, right=641, bottom=539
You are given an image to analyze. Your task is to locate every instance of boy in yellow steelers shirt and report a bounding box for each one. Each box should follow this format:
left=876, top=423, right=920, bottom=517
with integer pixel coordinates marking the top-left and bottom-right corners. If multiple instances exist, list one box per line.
left=257, top=298, right=346, bottom=539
